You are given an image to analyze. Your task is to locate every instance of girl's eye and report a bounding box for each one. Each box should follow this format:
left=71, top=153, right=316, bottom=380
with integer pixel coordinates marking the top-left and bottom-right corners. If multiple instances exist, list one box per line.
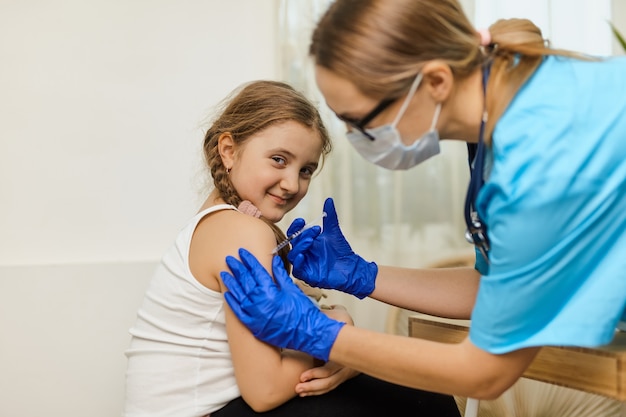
left=272, top=156, right=286, bottom=165
left=300, top=166, right=315, bottom=178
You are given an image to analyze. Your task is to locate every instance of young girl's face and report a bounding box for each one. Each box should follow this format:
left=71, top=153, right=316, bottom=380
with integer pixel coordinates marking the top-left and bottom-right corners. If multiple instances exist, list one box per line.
left=230, top=121, right=323, bottom=223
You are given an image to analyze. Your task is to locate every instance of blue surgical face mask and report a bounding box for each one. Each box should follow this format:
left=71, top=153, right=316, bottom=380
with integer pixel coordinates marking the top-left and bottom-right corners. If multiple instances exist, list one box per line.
left=346, top=73, right=441, bottom=170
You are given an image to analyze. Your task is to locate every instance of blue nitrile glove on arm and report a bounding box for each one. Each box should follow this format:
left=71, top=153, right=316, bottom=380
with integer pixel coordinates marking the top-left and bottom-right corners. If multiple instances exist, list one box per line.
left=287, top=197, right=378, bottom=299
left=221, top=248, right=345, bottom=361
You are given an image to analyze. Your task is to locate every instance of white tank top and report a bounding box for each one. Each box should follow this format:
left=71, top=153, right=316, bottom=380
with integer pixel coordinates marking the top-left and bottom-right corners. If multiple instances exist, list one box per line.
left=124, top=205, right=239, bottom=417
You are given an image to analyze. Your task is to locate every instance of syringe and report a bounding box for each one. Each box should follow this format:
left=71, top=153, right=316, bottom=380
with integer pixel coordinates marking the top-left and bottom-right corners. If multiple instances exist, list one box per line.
left=271, top=212, right=327, bottom=254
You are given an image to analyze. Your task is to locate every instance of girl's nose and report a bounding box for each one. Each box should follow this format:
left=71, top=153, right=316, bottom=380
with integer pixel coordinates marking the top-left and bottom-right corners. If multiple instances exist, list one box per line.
left=280, top=170, right=300, bottom=194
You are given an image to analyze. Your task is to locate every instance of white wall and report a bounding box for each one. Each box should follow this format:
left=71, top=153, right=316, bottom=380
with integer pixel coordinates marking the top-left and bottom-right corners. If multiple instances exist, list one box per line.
left=0, top=1, right=278, bottom=416
left=0, top=262, right=156, bottom=417
left=1, top=0, right=278, bottom=266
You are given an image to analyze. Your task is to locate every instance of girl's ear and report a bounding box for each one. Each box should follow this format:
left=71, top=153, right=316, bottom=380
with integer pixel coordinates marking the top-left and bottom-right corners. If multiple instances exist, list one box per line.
left=421, top=60, right=454, bottom=102
left=218, top=133, right=235, bottom=169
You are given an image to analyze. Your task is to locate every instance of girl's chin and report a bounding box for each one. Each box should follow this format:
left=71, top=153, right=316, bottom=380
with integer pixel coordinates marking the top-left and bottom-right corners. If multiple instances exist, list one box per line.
left=265, top=214, right=284, bottom=224
left=255, top=200, right=293, bottom=221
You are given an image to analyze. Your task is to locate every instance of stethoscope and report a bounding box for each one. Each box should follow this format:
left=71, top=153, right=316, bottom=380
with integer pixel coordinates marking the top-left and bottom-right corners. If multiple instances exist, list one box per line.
left=464, top=63, right=491, bottom=264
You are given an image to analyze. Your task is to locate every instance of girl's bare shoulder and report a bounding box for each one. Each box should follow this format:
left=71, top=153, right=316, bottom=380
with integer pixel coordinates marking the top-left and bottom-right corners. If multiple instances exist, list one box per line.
left=190, top=208, right=278, bottom=290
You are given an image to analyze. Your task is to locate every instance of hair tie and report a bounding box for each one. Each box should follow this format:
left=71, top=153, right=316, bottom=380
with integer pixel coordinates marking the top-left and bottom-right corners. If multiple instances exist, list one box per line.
left=237, top=200, right=262, bottom=218
left=477, top=28, right=491, bottom=47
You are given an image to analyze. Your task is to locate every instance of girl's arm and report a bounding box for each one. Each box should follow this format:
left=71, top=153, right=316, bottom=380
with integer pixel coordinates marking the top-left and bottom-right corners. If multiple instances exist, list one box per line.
left=193, top=210, right=353, bottom=412
left=224, top=304, right=358, bottom=408
left=223, top=304, right=319, bottom=411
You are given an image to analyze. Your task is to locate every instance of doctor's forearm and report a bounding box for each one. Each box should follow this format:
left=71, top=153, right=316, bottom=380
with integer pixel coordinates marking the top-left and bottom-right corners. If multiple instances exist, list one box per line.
left=328, top=325, right=538, bottom=400
left=371, top=265, right=480, bottom=319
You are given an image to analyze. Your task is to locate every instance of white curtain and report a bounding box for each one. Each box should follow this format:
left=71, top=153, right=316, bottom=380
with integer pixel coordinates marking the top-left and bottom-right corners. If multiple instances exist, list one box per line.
left=276, top=0, right=613, bottom=332
left=474, top=0, right=613, bottom=56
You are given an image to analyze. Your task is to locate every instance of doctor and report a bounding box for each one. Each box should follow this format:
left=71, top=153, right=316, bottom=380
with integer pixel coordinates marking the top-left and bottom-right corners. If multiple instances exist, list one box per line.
left=221, top=0, right=626, bottom=400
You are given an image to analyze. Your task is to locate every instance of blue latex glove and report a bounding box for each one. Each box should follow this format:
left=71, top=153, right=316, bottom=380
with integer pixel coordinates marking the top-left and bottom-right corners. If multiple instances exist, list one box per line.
left=287, top=198, right=378, bottom=299
left=221, top=248, right=345, bottom=361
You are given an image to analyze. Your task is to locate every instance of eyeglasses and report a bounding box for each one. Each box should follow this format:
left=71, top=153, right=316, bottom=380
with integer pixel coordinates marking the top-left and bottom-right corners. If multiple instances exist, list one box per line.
left=336, top=98, right=396, bottom=141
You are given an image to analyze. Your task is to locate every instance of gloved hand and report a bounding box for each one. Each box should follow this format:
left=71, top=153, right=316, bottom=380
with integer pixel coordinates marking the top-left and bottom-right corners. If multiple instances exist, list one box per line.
left=221, top=248, right=345, bottom=361
left=287, top=197, right=378, bottom=299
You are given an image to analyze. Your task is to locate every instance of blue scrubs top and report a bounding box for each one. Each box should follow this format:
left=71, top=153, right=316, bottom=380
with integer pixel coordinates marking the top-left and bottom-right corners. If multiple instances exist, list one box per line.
left=469, top=55, right=626, bottom=354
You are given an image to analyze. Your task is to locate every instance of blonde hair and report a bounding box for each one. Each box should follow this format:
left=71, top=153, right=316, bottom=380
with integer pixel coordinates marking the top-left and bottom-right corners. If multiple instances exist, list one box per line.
left=203, top=80, right=332, bottom=268
left=310, top=0, right=590, bottom=143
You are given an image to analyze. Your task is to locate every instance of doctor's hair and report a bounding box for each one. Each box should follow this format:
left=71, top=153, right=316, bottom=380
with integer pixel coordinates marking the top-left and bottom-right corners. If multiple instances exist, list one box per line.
left=203, top=80, right=331, bottom=266
left=310, top=0, right=590, bottom=143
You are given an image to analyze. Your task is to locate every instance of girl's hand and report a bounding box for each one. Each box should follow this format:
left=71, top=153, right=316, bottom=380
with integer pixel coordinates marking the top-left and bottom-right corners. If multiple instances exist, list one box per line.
left=294, top=305, right=357, bottom=396
left=320, top=304, right=354, bottom=325
left=295, top=361, right=359, bottom=397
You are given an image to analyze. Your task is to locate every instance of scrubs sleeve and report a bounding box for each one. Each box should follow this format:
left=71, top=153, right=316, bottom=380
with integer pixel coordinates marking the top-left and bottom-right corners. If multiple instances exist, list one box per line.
left=469, top=177, right=626, bottom=354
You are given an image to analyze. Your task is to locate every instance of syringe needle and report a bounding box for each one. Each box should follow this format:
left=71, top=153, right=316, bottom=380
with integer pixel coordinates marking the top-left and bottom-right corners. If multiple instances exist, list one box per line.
left=271, top=211, right=327, bottom=254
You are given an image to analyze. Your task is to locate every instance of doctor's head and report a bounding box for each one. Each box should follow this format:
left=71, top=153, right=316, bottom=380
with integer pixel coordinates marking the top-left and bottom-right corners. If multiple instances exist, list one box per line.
left=309, top=0, right=482, bottom=169
left=309, top=0, right=551, bottom=165
left=310, top=0, right=482, bottom=100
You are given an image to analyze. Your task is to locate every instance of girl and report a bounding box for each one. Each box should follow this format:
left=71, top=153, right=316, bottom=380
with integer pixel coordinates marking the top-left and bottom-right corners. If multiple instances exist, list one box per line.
left=124, top=80, right=461, bottom=417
